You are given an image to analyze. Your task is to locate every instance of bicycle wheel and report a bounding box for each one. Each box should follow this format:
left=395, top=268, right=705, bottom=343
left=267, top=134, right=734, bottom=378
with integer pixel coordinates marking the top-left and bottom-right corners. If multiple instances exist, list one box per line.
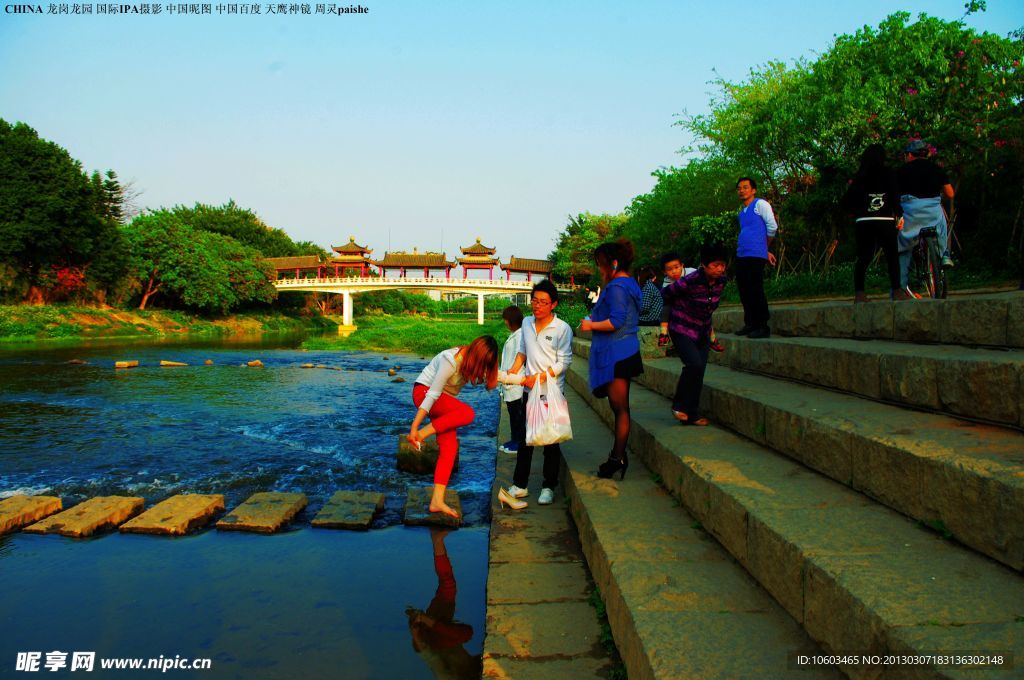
left=925, top=236, right=947, bottom=299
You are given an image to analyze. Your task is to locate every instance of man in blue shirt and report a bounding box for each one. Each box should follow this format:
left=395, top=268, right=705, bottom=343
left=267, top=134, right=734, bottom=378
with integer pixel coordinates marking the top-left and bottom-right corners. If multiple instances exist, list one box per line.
left=735, top=177, right=778, bottom=339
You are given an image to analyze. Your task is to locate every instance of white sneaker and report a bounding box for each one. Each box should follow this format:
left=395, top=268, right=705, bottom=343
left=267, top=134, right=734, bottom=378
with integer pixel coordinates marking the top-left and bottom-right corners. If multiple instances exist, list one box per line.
left=506, top=485, right=528, bottom=499
left=538, top=488, right=554, bottom=505
left=942, top=255, right=955, bottom=269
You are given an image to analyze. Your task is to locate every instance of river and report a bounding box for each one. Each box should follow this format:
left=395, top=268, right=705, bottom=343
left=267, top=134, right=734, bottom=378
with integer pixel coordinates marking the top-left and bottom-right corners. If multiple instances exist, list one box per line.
left=0, top=334, right=497, bottom=678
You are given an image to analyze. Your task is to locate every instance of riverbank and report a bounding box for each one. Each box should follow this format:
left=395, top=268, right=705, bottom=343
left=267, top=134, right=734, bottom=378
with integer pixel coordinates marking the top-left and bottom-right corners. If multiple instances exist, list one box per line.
left=302, top=315, right=512, bottom=356
left=0, top=304, right=336, bottom=344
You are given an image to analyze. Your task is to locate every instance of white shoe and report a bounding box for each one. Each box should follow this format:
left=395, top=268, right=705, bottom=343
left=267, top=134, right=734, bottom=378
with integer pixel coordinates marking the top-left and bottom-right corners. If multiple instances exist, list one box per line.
left=942, top=255, right=955, bottom=269
left=538, top=488, right=554, bottom=505
left=506, top=485, right=528, bottom=499
left=498, top=487, right=527, bottom=510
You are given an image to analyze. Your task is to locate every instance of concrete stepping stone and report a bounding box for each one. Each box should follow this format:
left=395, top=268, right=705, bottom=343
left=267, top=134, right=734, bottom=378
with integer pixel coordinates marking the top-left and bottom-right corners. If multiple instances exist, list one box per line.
left=120, top=494, right=225, bottom=536
left=23, top=496, right=144, bottom=537
left=0, top=495, right=62, bottom=534
left=216, top=492, right=307, bottom=533
left=159, top=360, right=188, bottom=367
left=396, top=435, right=458, bottom=475
left=311, top=491, right=384, bottom=530
left=114, top=360, right=139, bottom=369
left=403, top=487, right=461, bottom=528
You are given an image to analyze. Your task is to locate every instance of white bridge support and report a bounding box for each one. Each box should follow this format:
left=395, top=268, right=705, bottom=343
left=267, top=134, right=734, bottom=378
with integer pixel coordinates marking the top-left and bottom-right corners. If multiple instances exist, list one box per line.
left=273, top=276, right=573, bottom=327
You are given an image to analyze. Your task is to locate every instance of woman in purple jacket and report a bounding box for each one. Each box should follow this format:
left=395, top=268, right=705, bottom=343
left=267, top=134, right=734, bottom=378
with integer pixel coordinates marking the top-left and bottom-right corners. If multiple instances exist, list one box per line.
left=661, top=243, right=729, bottom=426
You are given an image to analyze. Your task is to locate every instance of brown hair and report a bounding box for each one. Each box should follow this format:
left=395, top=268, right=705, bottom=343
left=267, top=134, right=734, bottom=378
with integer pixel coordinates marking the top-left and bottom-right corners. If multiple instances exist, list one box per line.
left=460, top=335, right=499, bottom=389
left=502, top=305, right=524, bottom=329
left=594, top=239, right=635, bottom=274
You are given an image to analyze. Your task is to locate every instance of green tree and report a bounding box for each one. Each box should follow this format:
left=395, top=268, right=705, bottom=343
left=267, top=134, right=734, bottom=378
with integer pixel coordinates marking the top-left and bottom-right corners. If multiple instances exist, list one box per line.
left=548, top=213, right=629, bottom=285
left=170, top=201, right=304, bottom=258
left=0, top=120, right=124, bottom=302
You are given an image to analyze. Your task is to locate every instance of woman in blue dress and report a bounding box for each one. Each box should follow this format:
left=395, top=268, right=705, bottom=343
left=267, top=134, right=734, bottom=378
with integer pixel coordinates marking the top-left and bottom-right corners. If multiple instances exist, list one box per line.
left=579, top=240, right=643, bottom=480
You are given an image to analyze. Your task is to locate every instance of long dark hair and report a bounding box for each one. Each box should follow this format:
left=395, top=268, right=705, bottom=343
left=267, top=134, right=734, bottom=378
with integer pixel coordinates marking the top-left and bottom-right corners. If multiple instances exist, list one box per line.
left=855, top=143, right=888, bottom=178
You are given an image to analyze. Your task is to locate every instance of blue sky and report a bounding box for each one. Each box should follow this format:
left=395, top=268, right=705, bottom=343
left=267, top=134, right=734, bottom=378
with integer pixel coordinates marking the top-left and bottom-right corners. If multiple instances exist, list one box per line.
left=1, top=1, right=1021, bottom=262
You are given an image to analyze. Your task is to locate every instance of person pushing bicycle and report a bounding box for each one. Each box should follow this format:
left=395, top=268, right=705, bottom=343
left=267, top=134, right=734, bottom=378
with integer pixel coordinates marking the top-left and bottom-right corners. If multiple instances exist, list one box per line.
left=897, top=139, right=956, bottom=294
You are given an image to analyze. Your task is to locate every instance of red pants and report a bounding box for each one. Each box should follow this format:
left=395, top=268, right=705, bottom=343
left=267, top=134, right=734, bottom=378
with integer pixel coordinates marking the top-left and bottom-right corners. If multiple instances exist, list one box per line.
left=413, top=384, right=475, bottom=486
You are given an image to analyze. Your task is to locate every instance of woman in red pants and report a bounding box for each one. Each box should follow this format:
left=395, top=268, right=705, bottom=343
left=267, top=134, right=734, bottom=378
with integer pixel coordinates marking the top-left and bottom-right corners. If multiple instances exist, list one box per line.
left=408, top=335, right=525, bottom=520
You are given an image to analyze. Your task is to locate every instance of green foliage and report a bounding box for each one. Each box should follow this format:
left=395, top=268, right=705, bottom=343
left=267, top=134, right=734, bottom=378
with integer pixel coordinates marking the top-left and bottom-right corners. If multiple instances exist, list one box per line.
left=0, top=120, right=125, bottom=302
left=169, top=200, right=306, bottom=258
left=122, top=211, right=276, bottom=314
left=548, top=212, right=629, bottom=285
left=303, top=315, right=510, bottom=356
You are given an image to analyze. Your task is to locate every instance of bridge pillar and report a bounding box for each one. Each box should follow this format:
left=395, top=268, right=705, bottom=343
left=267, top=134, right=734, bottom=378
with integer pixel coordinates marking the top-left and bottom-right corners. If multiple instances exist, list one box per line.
left=477, top=293, right=484, bottom=325
left=343, top=291, right=353, bottom=327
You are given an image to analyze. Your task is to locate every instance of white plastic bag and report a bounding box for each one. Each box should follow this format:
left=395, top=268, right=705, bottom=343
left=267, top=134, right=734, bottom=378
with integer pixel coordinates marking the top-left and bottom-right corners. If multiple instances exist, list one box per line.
left=525, top=378, right=573, bottom=446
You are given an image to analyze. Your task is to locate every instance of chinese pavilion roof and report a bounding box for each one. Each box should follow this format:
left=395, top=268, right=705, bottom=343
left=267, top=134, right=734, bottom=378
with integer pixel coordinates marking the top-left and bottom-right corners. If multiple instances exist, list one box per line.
left=332, top=237, right=373, bottom=256
left=460, top=237, right=496, bottom=256
left=501, top=256, right=553, bottom=273
left=373, top=249, right=455, bottom=268
left=264, top=255, right=323, bottom=270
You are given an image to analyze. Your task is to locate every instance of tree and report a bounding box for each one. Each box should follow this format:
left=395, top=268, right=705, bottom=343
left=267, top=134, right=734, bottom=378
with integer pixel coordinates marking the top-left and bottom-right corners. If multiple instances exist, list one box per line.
left=170, top=201, right=305, bottom=258
left=0, top=120, right=124, bottom=302
left=548, top=213, right=629, bottom=285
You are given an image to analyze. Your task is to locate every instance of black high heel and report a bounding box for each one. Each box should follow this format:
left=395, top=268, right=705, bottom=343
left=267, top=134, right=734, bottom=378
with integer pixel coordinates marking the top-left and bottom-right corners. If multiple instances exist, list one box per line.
left=597, top=456, right=628, bottom=480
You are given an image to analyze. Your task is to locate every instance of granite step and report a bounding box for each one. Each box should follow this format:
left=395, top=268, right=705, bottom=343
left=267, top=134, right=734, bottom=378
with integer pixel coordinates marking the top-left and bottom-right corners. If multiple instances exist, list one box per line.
left=566, top=360, right=1024, bottom=678
left=23, top=496, right=144, bottom=537
left=553, top=387, right=833, bottom=677
left=706, top=333, right=1024, bottom=428
left=574, top=337, right=1024, bottom=571
left=120, top=494, right=224, bottom=536
left=216, top=492, right=307, bottom=533
left=0, top=495, right=62, bottom=534
left=712, top=292, right=1024, bottom=348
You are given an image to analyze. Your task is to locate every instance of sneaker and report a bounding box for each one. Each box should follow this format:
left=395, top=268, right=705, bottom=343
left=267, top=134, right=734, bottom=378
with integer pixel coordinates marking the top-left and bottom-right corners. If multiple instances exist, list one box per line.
left=746, top=326, right=771, bottom=339
left=506, top=485, right=528, bottom=499
left=538, top=488, right=554, bottom=505
left=942, top=255, right=954, bottom=269
left=498, top=441, right=519, bottom=454
left=709, top=339, right=725, bottom=353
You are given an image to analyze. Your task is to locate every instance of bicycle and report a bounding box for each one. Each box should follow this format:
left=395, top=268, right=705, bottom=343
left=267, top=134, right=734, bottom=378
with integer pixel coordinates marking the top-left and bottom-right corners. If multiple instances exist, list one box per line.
left=905, top=226, right=947, bottom=299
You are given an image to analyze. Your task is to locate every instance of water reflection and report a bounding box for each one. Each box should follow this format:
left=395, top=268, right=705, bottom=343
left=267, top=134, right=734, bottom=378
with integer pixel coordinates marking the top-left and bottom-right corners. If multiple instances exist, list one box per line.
left=406, top=527, right=482, bottom=679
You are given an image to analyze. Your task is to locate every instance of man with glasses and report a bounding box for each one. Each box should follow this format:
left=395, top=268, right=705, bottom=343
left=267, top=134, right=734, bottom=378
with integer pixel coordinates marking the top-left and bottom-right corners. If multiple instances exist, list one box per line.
left=503, top=279, right=573, bottom=507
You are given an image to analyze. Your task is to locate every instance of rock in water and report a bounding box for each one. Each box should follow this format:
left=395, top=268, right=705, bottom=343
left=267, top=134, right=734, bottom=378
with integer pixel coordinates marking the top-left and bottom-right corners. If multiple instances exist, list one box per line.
left=396, top=435, right=458, bottom=475
left=66, top=359, right=88, bottom=365
left=160, top=360, right=188, bottom=367
left=392, top=377, right=406, bottom=383
left=247, top=360, right=264, bottom=367
left=301, top=363, right=315, bottom=368
left=403, top=487, right=461, bottom=528
left=204, top=359, right=214, bottom=365
left=388, top=368, right=397, bottom=376
left=115, top=360, right=139, bottom=369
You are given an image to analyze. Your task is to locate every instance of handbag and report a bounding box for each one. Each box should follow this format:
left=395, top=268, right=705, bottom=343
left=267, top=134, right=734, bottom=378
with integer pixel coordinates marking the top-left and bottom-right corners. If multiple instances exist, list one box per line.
left=525, top=378, right=573, bottom=446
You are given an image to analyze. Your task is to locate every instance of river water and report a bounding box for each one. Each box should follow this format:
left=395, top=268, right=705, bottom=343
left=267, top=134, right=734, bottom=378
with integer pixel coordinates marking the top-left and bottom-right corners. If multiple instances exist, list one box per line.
left=0, top=335, right=498, bottom=678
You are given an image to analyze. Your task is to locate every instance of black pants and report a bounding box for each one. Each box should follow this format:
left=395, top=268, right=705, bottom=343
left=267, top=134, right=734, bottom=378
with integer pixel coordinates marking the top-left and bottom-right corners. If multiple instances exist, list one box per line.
left=670, top=331, right=710, bottom=417
left=854, top=220, right=900, bottom=291
left=735, top=257, right=770, bottom=329
left=505, top=397, right=526, bottom=446
left=513, top=443, right=561, bottom=490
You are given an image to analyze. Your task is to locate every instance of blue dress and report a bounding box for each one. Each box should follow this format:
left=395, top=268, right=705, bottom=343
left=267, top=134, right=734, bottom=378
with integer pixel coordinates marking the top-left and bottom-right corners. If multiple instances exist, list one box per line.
left=588, top=276, right=642, bottom=396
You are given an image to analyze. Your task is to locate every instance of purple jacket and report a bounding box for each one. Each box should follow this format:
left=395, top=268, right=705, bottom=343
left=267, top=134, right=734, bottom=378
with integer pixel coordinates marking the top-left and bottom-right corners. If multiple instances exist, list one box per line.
left=661, top=268, right=728, bottom=341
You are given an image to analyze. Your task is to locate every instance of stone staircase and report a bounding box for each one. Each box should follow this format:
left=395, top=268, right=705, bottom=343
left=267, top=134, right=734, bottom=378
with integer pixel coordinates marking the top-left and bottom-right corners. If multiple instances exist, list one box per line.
left=565, top=295, right=1024, bottom=678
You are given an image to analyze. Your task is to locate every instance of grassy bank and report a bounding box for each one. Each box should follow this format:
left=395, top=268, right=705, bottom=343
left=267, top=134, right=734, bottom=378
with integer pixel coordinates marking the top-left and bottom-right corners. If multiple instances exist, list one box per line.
left=0, top=305, right=336, bottom=344
left=302, top=314, right=511, bottom=356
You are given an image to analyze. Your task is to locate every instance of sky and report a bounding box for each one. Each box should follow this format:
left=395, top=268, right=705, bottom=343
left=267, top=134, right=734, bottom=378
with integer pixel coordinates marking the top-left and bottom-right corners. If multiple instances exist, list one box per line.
left=1, top=1, right=1022, bottom=264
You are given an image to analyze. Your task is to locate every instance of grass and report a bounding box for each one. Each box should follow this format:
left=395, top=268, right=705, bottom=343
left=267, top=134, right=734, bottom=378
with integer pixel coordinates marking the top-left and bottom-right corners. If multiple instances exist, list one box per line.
left=587, top=587, right=627, bottom=680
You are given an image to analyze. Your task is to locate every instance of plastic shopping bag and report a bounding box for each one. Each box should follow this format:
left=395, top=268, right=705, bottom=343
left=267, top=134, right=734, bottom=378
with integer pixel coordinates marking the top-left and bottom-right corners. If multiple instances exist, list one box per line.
left=525, top=378, right=573, bottom=446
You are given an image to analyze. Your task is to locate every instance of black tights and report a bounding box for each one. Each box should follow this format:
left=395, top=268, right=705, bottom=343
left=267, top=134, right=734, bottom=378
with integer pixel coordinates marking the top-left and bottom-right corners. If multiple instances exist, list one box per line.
left=605, top=378, right=632, bottom=462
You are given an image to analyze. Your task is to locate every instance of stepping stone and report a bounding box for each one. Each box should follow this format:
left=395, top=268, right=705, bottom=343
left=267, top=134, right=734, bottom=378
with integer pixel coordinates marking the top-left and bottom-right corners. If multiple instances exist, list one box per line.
left=396, top=435, right=458, bottom=475
left=0, top=495, right=62, bottom=534
left=23, top=496, right=144, bottom=537
left=403, top=487, right=461, bottom=528
left=159, top=360, right=188, bottom=367
left=114, top=360, right=139, bottom=369
left=120, top=494, right=224, bottom=536
left=216, top=492, right=307, bottom=533
left=247, top=360, right=264, bottom=367
left=311, top=491, right=384, bottom=530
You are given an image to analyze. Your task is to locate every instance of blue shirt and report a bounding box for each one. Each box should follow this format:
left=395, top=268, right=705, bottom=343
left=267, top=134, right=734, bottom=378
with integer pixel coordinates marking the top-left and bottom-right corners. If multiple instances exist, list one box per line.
left=737, top=198, right=778, bottom=259
left=588, top=277, right=641, bottom=393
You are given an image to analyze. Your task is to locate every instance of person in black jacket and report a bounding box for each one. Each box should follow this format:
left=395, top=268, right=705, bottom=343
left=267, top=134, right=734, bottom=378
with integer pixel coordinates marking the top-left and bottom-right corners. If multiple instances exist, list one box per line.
left=842, top=144, right=904, bottom=302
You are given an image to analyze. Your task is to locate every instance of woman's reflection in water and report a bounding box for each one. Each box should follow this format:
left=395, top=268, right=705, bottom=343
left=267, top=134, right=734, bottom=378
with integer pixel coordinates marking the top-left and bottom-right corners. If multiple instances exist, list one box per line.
left=406, top=527, right=482, bottom=679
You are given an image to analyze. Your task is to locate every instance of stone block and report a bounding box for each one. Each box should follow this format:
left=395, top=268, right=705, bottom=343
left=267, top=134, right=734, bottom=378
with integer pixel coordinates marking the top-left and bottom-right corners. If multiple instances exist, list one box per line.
left=486, top=561, right=591, bottom=605
left=114, top=360, right=139, bottom=369
left=159, top=360, right=188, bottom=367
left=820, top=305, right=856, bottom=337
left=795, top=306, right=827, bottom=337
left=940, top=297, right=1009, bottom=346
left=853, top=301, right=894, bottom=340
left=937, top=356, right=1020, bottom=425
left=397, top=435, right=458, bottom=475
left=893, top=301, right=941, bottom=343
left=849, top=436, right=927, bottom=521
left=746, top=514, right=804, bottom=623
left=834, top=346, right=882, bottom=399
left=710, top=389, right=766, bottom=445
left=403, top=487, right=462, bottom=527
left=879, top=354, right=940, bottom=410
left=216, top=492, right=307, bottom=533
left=713, top=308, right=743, bottom=333
left=483, top=601, right=602, bottom=659
left=24, top=496, right=144, bottom=537
left=770, top=307, right=799, bottom=337
left=120, top=494, right=224, bottom=535
left=311, top=490, right=384, bottom=530
left=0, top=495, right=62, bottom=534
left=702, top=482, right=748, bottom=567
left=763, top=407, right=853, bottom=485
left=1007, top=294, right=1024, bottom=349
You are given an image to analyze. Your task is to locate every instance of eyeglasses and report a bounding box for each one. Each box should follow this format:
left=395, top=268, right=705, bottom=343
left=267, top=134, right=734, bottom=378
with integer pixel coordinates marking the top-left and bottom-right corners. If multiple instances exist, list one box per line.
left=530, top=298, right=553, bottom=306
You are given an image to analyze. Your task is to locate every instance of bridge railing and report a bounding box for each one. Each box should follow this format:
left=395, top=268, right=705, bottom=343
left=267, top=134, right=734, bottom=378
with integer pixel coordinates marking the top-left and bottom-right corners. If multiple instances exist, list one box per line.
left=273, top=276, right=578, bottom=291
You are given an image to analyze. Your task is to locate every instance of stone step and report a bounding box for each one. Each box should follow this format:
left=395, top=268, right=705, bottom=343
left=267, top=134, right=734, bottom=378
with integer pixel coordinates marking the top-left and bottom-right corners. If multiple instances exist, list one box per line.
left=23, top=496, right=144, bottom=537
left=707, top=333, right=1024, bottom=428
left=565, top=360, right=1024, bottom=676
left=713, top=292, right=1024, bottom=348
left=0, top=495, right=62, bottom=534
left=574, top=338, right=1024, bottom=572
left=403, top=487, right=461, bottom=528
left=555, top=382, right=831, bottom=679
left=396, top=434, right=459, bottom=475
left=216, top=492, right=307, bottom=533
left=311, top=491, right=384, bottom=530
left=119, top=494, right=225, bottom=536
